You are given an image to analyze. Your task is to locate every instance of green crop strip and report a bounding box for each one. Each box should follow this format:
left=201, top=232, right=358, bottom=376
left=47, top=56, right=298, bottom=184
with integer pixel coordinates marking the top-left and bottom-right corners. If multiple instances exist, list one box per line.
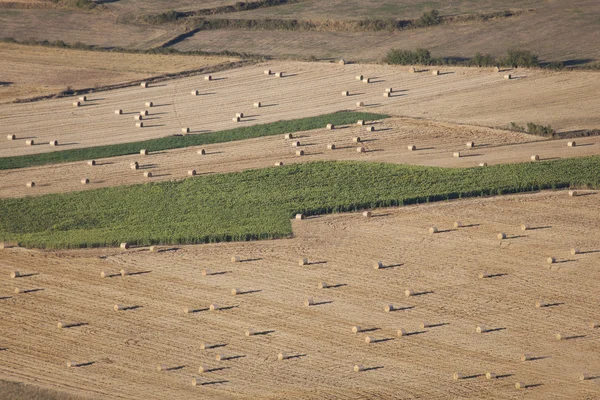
left=0, top=111, right=387, bottom=170
left=1, top=157, right=599, bottom=249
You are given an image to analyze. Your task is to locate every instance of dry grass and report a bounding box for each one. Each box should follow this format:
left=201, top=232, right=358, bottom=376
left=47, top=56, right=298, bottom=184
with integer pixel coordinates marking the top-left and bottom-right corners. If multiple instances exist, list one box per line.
left=0, top=379, right=85, bottom=400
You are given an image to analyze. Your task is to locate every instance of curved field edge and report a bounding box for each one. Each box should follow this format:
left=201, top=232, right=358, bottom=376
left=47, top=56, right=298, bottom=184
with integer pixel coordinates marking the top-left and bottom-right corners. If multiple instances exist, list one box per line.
left=0, top=111, right=387, bottom=170
left=1, top=157, right=599, bottom=249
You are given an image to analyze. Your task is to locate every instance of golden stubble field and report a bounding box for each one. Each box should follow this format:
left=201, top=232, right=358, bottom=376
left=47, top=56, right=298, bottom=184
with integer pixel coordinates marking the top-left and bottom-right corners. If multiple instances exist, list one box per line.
left=1, top=61, right=599, bottom=160
left=1, top=191, right=599, bottom=399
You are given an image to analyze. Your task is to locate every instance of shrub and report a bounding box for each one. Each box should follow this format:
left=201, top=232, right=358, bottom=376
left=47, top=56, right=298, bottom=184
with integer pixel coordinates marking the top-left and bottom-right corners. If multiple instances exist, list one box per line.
left=384, top=48, right=437, bottom=65
left=418, top=9, right=441, bottom=27
left=527, top=122, right=554, bottom=136
left=502, top=49, right=539, bottom=68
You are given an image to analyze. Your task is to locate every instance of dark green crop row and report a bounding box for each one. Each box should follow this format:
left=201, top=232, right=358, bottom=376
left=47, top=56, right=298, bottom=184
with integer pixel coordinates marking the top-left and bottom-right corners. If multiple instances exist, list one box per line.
left=0, top=111, right=387, bottom=170
left=1, top=157, right=599, bottom=249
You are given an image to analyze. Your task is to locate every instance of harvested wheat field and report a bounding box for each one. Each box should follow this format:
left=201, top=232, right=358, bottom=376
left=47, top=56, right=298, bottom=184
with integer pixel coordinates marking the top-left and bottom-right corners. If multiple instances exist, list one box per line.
left=1, top=116, right=598, bottom=199
left=1, top=191, right=599, bottom=399
left=1, top=61, right=600, bottom=158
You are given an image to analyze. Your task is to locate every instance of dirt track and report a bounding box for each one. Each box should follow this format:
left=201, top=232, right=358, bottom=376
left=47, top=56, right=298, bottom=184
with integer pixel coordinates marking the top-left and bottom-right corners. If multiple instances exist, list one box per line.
left=1, top=61, right=599, bottom=159
left=1, top=190, right=599, bottom=399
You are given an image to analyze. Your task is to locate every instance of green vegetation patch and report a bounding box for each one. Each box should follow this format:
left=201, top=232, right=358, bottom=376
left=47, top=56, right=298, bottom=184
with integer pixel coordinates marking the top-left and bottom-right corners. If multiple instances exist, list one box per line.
left=0, top=112, right=387, bottom=170
left=2, top=157, right=599, bottom=249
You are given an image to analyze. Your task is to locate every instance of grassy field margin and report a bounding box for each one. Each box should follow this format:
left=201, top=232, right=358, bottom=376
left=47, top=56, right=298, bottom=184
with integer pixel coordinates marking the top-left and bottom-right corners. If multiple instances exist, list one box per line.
left=0, top=111, right=387, bottom=170
left=1, top=157, right=598, bottom=249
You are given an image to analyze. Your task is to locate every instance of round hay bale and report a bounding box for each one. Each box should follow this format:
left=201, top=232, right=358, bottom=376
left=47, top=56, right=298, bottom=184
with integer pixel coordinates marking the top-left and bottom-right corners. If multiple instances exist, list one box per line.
left=254, top=102, right=261, bottom=108
left=429, top=227, right=438, bottom=234
left=275, top=161, right=283, bottom=166
left=235, top=112, right=244, bottom=118
left=453, top=372, right=463, bottom=380
left=479, top=271, right=490, bottom=279
left=318, top=281, right=328, bottom=289
left=354, top=364, right=364, bottom=372
left=521, top=224, right=530, bottom=231
left=130, top=162, right=139, bottom=170
left=115, top=109, right=122, bottom=115
left=454, top=221, right=462, bottom=228
left=296, top=150, right=304, bottom=156
left=356, top=146, right=365, bottom=153
left=365, top=336, right=374, bottom=344
left=366, top=126, right=374, bottom=132
left=567, top=141, right=576, bottom=147
left=453, top=151, right=461, bottom=158
left=134, top=115, right=143, bottom=121
left=357, top=120, right=365, bottom=125
left=143, top=171, right=153, bottom=178
left=420, top=322, right=432, bottom=329
left=476, top=325, right=487, bottom=333
left=209, top=304, right=219, bottom=311
left=486, top=372, right=497, bottom=380
left=579, top=373, right=591, bottom=381
left=327, top=144, right=336, bottom=150
left=531, top=155, right=540, bottom=161
left=198, top=365, right=209, bottom=374
left=73, top=101, right=80, bottom=107
left=136, top=122, right=144, bottom=128
left=113, top=304, right=125, bottom=311
left=479, top=162, right=488, bottom=167
left=26, top=139, right=34, bottom=146
left=295, top=213, right=303, bottom=220
left=140, top=149, right=148, bottom=155
left=362, top=211, right=372, bottom=218
left=81, top=178, right=90, bottom=185
left=493, top=66, right=500, bottom=73
left=342, top=91, right=349, bottom=96
left=197, top=149, right=206, bottom=155
left=383, top=92, right=391, bottom=98
left=67, top=361, right=78, bottom=368
left=407, top=145, right=416, bottom=151
left=49, top=140, right=58, bottom=146
left=10, top=271, right=20, bottom=278
left=555, top=333, right=564, bottom=340
left=353, top=137, right=361, bottom=143
left=589, top=321, right=599, bottom=329
left=26, top=181, right=35, bottom=188
left=157, top=364, right=167, bottom=371
left=466, top=141, right=474, bottom=148
left=299, top=258, right=308, bottom=266
left=432, top=70, right=440, bottom=76
left=277, top=352, right=287, bottom=361
left=339, top=59, right=346, bottom=65
left=276, top=72, right=283, bottom=78
left=233, top=116, right=240, bottom=122
left=149, top=245, right=158, bottom=253
left=405, top=288, right=415, bottom=297
left=356, top=101, right=364, bottom=107
left=120, top=269, right=128, bottom=277
left=547, top=257, right=556, bottom=264
left=504, top=74, right=512, bottom=80
left=200, top=342, right=210, bottom=350
left=7, top=134, right=15, bottom=140
left=304, top=298, right=314, bottom=307
left=356, top=75, right=363, bottom=81
left=520, top=354, right=532, bottom=361
left=145, top=101, right=153, bottom=107
left=385, top=88, right=393, bottom=93
left=204, top=75, right=212, bottom=81
left=14, top=288, right=21, bottom=294
left=535, top=300, right=546, bottom=308
left=571, top=248, right=580, bottom=255
left=373, top=261, right=383, bottom=270
left=57, top=321, right=67, bottom=329
left=191, top=377, right=201, bottom=386
left=515, top=382, right=525, bottom=390
left=497, top=232, right=506, bottom=240
left=284, top=133, right=293, bottom=139
left=409, top=67, right=415, bottom=73
left=568, top=190, right=577, bottom=197
left=264, top=70, right=271, bottom=75
left=397, top=328, right=407, bottom=337
left=362, top=77, right=370, bottom=83
left=140, top=110, right=148, bottom=116
left=140, top=82, right=148, bottom=88
left=384, top=304, right=394, bottom=312
left=326, top=123, right=334, bottom=130
left=201, top=269, right=211, bottom=276
left=188, top=170, right=197, bottom=176
left=292, top=141, right=301, bottom=147
left=87, top=160, right=96, bottom=166
left=352, top=325, right=361, bottom=334
left=191, top=90, right=199, bottom=96
left=231, top=288, right=240, bottom=296
left=182, top=127, right=190, bottom=133
left=100, top=271, right=109, bottom=278
left=231, top=256, right=241, bottom=263
left=120, top=242, right=129, bottom=250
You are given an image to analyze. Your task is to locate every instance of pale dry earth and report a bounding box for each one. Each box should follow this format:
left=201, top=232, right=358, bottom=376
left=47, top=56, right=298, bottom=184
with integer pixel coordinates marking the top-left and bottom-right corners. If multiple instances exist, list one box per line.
left=0, top=43, right=236, bottom=103
left=1, top=191, right=599, bottom=399
left=1, top=61, right=599, bottom=159
left=1, top=116, right=597, bottom=199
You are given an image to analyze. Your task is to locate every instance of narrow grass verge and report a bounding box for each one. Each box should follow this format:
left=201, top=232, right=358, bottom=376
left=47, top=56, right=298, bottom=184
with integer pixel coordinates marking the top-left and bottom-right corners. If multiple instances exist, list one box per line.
left=0, top=111, right=386, bottom=170
left=1, top=157, right=598, bottom=249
